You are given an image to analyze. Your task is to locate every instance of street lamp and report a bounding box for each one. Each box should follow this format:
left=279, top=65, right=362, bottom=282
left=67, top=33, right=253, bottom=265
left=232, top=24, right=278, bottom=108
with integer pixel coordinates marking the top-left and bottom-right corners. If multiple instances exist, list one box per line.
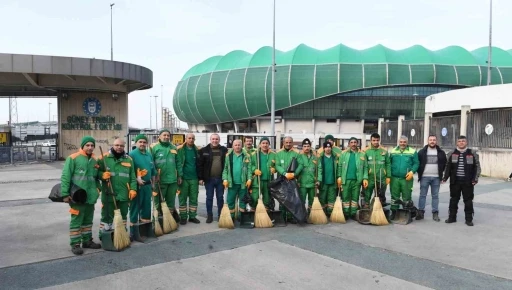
left=413, top=93, right=419, bottom=119
left=270, top=0, right=276, bottom=137
left=149, top=96, right=152, bottom=129
left=48, top=102, right=51, bottom=123
left=151, top=95, right=159, bottom=131
left=487, top=0, right=493, bottom=86
left=110, top=3, right=115, bottom=61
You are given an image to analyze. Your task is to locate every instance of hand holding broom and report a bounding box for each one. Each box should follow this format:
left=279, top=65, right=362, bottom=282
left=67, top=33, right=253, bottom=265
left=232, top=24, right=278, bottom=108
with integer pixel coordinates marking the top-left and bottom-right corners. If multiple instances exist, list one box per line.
left=156, top=168, right=178, bottom=233
left=254, top=149, right=273, bottom=228
left=309, top=156, right=328, bottom=225
left=370, top=158, right=388, bottom=226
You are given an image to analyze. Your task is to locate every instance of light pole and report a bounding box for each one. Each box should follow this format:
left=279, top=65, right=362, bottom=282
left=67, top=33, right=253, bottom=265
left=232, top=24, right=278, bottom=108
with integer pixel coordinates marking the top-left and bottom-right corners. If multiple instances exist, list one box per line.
left=149, top=96, right=152, bottom=129
left=487, top=0, right=493, bottom=86
left=48, top=102, right=51, bottom=123
left=161, top=85, right=164, bottom=128
left=151, top=95, right=159, bottom=131
left=413, top=93, right=418, bottom=119
left=110, top=3, right=115, bottom=61
left=270, top=0, right=276, bottom=137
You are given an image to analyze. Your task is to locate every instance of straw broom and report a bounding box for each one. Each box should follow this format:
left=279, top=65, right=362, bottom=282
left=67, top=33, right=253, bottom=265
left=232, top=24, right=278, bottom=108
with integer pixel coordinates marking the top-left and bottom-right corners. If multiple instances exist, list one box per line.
left=254, top=150, right=273, bottom=228
left=370, top=160, right=389, bottom=226
left=308, top=155, right=328, bottom=225
left=152, top=191, right=163, bottom=237
left=330, top=187, right=346, bottom=223
left=218, top=188, right=235, bottom=229
left=156, top=169, right=178, bottom=233
left=99, top=146, right=130, bottom=250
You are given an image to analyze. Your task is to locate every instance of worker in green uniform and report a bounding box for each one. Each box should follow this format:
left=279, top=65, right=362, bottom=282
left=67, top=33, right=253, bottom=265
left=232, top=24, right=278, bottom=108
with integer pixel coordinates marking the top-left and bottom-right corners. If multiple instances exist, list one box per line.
left=61, top=136, right=101, bottom=255
left=318, top=142, right=338, bottom=216
left=298, top=138, right=319, bottom=214
left=250, top=137, right=276, bottom=210
left=222, top=139, right=251, bottom=219
left=244, top=136, right=257, bottom=155
left=317, top=134, right=342, bottom=157
left=275, top=136, right=304, bottom=223
left=98, top=138, right=137, bottom=239
left=337, top=137, right=368, bottom=218
left=363, top=133, right=391, bottom=207
left=129, top=134, right=156, bottom=239
left=150, top=129, right=183, bottom=218
left=389, top=136, right=419, bottom=219
left=177, top=133, right=201, bottom=225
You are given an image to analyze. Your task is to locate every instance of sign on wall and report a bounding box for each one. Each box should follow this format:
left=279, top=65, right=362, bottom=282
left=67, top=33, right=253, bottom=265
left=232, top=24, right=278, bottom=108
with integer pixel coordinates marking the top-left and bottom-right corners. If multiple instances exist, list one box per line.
left=61, top=97, right=122, bottom=131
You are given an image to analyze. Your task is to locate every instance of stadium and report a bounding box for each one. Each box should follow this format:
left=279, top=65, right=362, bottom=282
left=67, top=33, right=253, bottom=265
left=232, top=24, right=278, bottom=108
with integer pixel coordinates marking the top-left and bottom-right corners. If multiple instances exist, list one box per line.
left=173, top=43, right=512, bottom=134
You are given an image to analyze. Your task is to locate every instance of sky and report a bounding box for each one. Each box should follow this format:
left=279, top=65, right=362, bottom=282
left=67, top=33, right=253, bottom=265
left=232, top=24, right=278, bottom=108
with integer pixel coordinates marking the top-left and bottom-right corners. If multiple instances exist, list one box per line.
left=1, top=0, right=511, bottom=128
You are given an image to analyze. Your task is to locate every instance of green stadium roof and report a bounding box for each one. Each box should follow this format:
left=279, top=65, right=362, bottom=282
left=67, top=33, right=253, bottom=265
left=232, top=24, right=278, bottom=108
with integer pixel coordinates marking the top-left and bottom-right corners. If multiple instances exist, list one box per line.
left=174, top=43, right=512, bottom=125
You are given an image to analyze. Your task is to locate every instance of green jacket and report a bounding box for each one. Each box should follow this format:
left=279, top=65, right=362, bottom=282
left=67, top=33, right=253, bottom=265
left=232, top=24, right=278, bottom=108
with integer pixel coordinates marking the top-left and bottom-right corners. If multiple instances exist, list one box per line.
left=390, top=146, right=419, bottom=178
left=244, top=147, right=257, bottom=155
left=249, top=149, right=276, bottom=186
left=317, top=146, right=342, bottom=157
left=222, top=150, right=251, bottom=189
left=177, top=144, right=201, bottom=179
left=98, top=151, right=137, bottom=202
left=129, top=148, right=156, bottom=183
left=150, top=141, right=183, bottom=184
left=275, top=148, right=303, bottom=177
left=317, top=151, right=338, bottom=185
left=298, top=151, right=320, bottom=188
left=337, top=148, right=368, bottom=184
left=61, top=150, right=100, bottom=205
left=363, top=145, right=391, bottom=181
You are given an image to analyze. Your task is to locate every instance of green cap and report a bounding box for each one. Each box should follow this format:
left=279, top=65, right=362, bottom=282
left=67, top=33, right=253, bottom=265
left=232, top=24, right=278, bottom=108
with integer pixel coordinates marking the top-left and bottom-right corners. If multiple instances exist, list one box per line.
left=80, top=136, right=95, bottom=148
left=349, top=137, right=358, bottom=142
left=134, top=134, right=147, bottom=143
left=159, top=129, right=171, bottom=135
left=325, top=134, right=334, bottom=141
left=260, top=137, right=270, bottom=144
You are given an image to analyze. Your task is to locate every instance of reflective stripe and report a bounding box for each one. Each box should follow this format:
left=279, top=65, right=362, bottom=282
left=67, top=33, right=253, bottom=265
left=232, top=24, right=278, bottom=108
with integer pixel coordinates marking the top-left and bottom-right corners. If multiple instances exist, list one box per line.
left=72, top=176, right=95, bottom=181
left=155, top=160, right=166, bottom=164
left=110, top=172, right=129, bottom=177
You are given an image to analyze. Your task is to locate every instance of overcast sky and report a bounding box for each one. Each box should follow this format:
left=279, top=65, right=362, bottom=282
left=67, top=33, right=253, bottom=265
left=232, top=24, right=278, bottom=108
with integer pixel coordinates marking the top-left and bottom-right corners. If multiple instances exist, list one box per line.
left=1, top=0, right=511, bottom=128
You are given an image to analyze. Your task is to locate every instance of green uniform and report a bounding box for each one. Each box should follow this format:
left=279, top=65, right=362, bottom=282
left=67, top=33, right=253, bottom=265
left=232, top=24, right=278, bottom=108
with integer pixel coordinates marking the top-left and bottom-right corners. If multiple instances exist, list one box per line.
left=98, top=151, right=137, bottom=235
left=389, top=146, right=419, bottom=210
left=363, top=145, right=391, bottom=204
left=317, top=146, right=342, bottom=158
left=177, top=144, right=201, bottom=219
left=61, top=150, right=100, bottom=247
left=222, top=150, right=251, bottom=218
left=337, top=149, right=368, bottom=217
left=244, top=147, right=257, bottom=155
left=150, top=141, right=183, bottom=214
left=318, top=151, right=339, bottom=214
left=249, top=149, right=276, bottom=210
left=275, top=147, right=304, bottom=221
left=298, top=151, right=320, bottom=212
left=129, top=148, right=156, bottom=225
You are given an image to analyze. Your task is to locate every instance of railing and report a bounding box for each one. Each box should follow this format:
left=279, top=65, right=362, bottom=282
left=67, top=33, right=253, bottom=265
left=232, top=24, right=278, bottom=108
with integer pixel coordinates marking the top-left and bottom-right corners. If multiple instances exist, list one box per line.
left=0, top=146, right=57, bottom=164
left=401, top=119, right=424, bottom=148
left=467, top=109, right=512, bottom=148
left=430, top=115, right=461, bottom=149
left=380, top=121, right=398, bottom=146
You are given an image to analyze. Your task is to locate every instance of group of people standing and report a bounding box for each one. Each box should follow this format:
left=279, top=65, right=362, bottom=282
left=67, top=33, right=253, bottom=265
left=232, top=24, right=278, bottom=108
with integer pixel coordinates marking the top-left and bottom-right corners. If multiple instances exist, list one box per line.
left=60, top=130, right=480, bottom=255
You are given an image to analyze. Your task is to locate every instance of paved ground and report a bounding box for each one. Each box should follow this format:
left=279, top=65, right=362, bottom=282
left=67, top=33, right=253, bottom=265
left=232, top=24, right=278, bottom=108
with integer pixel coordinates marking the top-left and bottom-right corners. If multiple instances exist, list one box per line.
left=0, top=162, right=511, bottom=290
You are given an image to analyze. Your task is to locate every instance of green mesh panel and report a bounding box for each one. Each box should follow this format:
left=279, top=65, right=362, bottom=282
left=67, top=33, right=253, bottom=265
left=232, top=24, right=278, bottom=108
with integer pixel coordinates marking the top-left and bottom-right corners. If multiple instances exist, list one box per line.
left=388, top=64, right=410, bottom=85
left=411, top=64, right=434, bottom=83
left=363, top=64, right=387, bottom=88
left=225, top=68, right=249, bottom=120
left=499, top=67, right=512, bottom=84
left=290, top=65, right=315, bottom=105
left=173, top=83, right=184, bottom=121
left=479, top=66, right=487, bottom=86
left=275, top=65, right=291, bottom=109
left=177, top=78, right=195, bottom=122
left=195, top=73, right=219, bottom=124
left=315, top=64, right=338, bottom=98
left=340, top=64, right=363, bottom=92
left=185, top=75, right=205, bottom=123
left=209, top=71, right=231, bottom=121
left=491, top=67, right=503, bottom=84
left=435, top=65, right=457, bottom=84
left=265, top=67, right=272, bottom=111
left=245, top=67, right=270, bottom=117
left=455, top=66, right=481, bottom=86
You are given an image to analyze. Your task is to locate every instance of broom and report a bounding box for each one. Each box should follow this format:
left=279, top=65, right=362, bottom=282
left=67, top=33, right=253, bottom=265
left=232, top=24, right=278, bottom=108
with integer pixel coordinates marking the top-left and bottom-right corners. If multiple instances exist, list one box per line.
left=152, top=189, right=163, bottom=237
left=157, top=169, right=178, bottom=233
left=254, top=150, right=273, bottom=228
left=218, top=188, right=235, bottom=229
left=330, top=187, right=346, bottom=223
left=370, top=160, right=389, bottom=226
left=99, top=146, right=130, bottom=250
left=308, top=157, right=328, bottom=225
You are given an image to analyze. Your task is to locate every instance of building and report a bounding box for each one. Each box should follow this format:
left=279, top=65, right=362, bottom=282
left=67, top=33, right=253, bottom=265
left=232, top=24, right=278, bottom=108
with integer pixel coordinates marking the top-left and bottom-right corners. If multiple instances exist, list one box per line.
left=173, top=43, right=512, bottom=135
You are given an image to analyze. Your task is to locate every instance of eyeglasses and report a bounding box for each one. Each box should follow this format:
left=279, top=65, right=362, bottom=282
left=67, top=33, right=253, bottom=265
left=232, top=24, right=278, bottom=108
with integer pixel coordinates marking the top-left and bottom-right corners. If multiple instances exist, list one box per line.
left=114, top=144, right=125, bottom=148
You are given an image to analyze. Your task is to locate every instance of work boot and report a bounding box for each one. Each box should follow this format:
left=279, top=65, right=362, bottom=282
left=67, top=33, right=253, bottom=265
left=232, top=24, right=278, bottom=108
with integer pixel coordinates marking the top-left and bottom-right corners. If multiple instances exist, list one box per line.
left=465, top=220, right=474, bottom=226
left=72, top=244, right=84, bottom=255
left=82, top=239, right=101, bottom=249
left=445, top=217, right=457, bottom=223
left=415, top=210, right=425, bottom=220
left=206, top=214, right=213, bottom=224
left=390, top=210, right=396, bottom=220
left=180, top=219, right=187, bottom=225
left=433, top=212, right=440, bottom=222
left=189, top=217, right=200, bottom=224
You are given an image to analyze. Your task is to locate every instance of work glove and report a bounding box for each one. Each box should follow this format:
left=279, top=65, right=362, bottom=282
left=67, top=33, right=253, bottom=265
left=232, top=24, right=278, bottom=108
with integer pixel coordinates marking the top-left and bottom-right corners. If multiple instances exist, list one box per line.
left=270, top=168, right=276, bottom=174
left=386, top=178, right=391, bottom=185
left=363, top=180, right=369, bottom=188
left=254, top=169, right=262, bottom=176
left=176, top=189, right=181, bottom=196
left=140, top=169, right=148, bottom=177
left=102, top=171, right=111, bottom=180
left=285, top=173, right=295, bottom=180
left=246, top=180, right=252, bottom=187
left=152, top=191, right=158, bottom=197
left=223, top=180, right=229, bottom=188
left=129, top=190, right=137, bottom=200
left=405, top=171, right=414, bottom=181
left=337, top=178, right=342, bottom=188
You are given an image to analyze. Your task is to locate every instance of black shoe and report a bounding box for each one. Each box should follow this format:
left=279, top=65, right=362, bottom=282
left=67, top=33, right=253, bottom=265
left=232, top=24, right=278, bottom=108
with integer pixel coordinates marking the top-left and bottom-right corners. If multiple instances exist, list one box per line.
left=206, top=214, right=213, bottom=224
left=445, top=217, right=457, bottom=223
left=390, top=210, right=396, bottom=220
left=189, top=217, right=200, bottom=224
left=433, top=212, right=440, bottom=222
left=415, top=210, right=424, bottom=220
left=72, top=244, right=84, bottom=255
left=180, top=219, right=187, bottom=225
left=465, top=221, right=474, bottom=226
left=82, top=239, right=101, bottom=249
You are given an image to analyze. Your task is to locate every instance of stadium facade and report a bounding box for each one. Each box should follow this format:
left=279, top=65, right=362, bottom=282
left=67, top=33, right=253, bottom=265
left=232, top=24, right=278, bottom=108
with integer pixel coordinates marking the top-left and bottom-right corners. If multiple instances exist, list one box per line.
left=173, top=43, right=512, bottom=134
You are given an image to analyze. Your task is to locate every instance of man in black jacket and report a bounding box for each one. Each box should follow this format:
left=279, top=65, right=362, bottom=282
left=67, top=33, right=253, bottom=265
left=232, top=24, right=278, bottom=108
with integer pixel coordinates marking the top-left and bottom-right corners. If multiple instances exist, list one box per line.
left=197, top=134, right=228, bottom=223
left=442, top=135, right=481, bottom=226
left=416, top=134, right=447, bottom=222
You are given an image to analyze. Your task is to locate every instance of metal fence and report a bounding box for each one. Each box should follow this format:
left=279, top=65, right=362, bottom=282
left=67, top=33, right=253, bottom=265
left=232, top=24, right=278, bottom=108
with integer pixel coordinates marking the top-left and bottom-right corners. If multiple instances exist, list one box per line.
left=0, top=146, right=58, bottom=164
left=380, top=121, right=398, bottom=146
left=430, top=115, right=461, bottom=149
left=401, top=119, right=424, bottom=148
left=126, top=133, right=186, bottom=153
left=467, top=109, right=512, bottom=148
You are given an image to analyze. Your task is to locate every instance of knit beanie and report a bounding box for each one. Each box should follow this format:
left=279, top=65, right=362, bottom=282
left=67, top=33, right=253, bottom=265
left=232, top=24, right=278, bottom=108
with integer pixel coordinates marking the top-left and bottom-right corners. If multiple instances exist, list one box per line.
left=260, top=137, right=270, bottom=144
left=81, top=136, right=95, bottom=148
left=159, top=128, right=171, bottom=135
left=325, top=134, right=334, bottom=142
left=134, top=134, right=147, bottom=142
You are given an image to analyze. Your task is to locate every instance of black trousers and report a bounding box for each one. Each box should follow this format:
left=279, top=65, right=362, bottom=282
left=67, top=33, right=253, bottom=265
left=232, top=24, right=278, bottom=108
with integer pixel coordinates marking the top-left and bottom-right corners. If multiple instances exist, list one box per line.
left=449, top=181, right=474, bottom=221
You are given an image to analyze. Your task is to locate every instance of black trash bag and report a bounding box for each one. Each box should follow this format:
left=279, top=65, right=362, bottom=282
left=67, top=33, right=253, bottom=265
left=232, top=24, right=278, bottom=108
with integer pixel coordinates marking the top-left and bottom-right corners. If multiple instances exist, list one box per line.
left=48, top=183, right=87, bottom=204
left=49, top=183, right=63, bottom=202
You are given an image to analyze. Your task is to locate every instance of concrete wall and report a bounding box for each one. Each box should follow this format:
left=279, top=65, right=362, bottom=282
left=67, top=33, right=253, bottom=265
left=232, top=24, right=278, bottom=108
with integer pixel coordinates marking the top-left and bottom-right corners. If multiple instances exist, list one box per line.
left=58, top=92, right=128, bottom=158
left=476, top=148, right=511, bottom=179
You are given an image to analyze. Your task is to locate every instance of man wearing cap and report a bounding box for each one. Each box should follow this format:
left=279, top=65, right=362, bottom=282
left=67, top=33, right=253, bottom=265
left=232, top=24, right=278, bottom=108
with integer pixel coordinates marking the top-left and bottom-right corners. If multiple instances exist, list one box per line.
left=299, top=138, right=320, bottom=213
left=177, top=133, right=201, bottom=225
left=243, top=136, right=256, bottom=155
left=337, top=137, right=368, bottom=218
left=98, top=138, right=137, bottom=239
left=318, top=134, right=342, bottom=156
left=222, top=139, right=251, bottom=219
left=150, top=129, right=183, bottom=218
left=61, top=136, right=102, bottom=255
left=363, top=133, right=391, bottom=207
left=318, top=142, right=338, bottom=215
left=129, top=134, right=157, bottom=239
left=250, top=137, right=276, bottom=210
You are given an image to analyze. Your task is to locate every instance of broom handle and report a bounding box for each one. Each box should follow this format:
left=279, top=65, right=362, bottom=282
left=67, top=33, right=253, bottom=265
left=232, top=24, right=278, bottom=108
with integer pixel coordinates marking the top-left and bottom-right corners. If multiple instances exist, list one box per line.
left=373, top=157, right=378, bottom=200
left=99, top=146, right=118, bottom=210
left=257, top=149, right=261, bottom=197
left=156, top=168, right=166, bottom=202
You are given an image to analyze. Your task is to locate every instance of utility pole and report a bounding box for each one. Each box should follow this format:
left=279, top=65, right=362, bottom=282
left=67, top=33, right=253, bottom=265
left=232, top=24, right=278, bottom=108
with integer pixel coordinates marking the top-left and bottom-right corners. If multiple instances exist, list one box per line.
left=161, top=85, right=164, bottom=129
left=487, top=0, right=493, bottom=86
left=110, top=3, right=115, bottom=61
left=270, top=0, right=276, bottom=138
left=48, top=102, right=51, bottom=123
left=154, top=95, right=159, bottom=130
left=149, top=96, right=152, bottom=129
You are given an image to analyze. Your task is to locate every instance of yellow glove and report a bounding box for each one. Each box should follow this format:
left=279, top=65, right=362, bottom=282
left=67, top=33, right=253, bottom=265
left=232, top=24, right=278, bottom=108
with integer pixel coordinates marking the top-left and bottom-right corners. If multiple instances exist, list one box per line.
left=223, top=180, right=229, bottom=188
left=363, top=180, right=368, bottom=188
left=386, top=178, right=391, bottom=185
left=246, top=180, right=252, bottom=187
left=285, top=173, right=295, bottom=180
left=152, top=191, right=158, bottom=197
left=102, top=171, right=111, bottom=180
left=129, top=190, right=137, bottom=200
left=139, top=169, right=148, bottom=177
left=176, top=189, right=181, bottom=196
left=270, top=168, right=276, bottom=174
left=254, top=169, right=262, bottom=176
left=405, top=171, right=414, bottom=181
left=137, top=168, right=142, bottom=177
left=337, top=178, right=342, bottom=188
